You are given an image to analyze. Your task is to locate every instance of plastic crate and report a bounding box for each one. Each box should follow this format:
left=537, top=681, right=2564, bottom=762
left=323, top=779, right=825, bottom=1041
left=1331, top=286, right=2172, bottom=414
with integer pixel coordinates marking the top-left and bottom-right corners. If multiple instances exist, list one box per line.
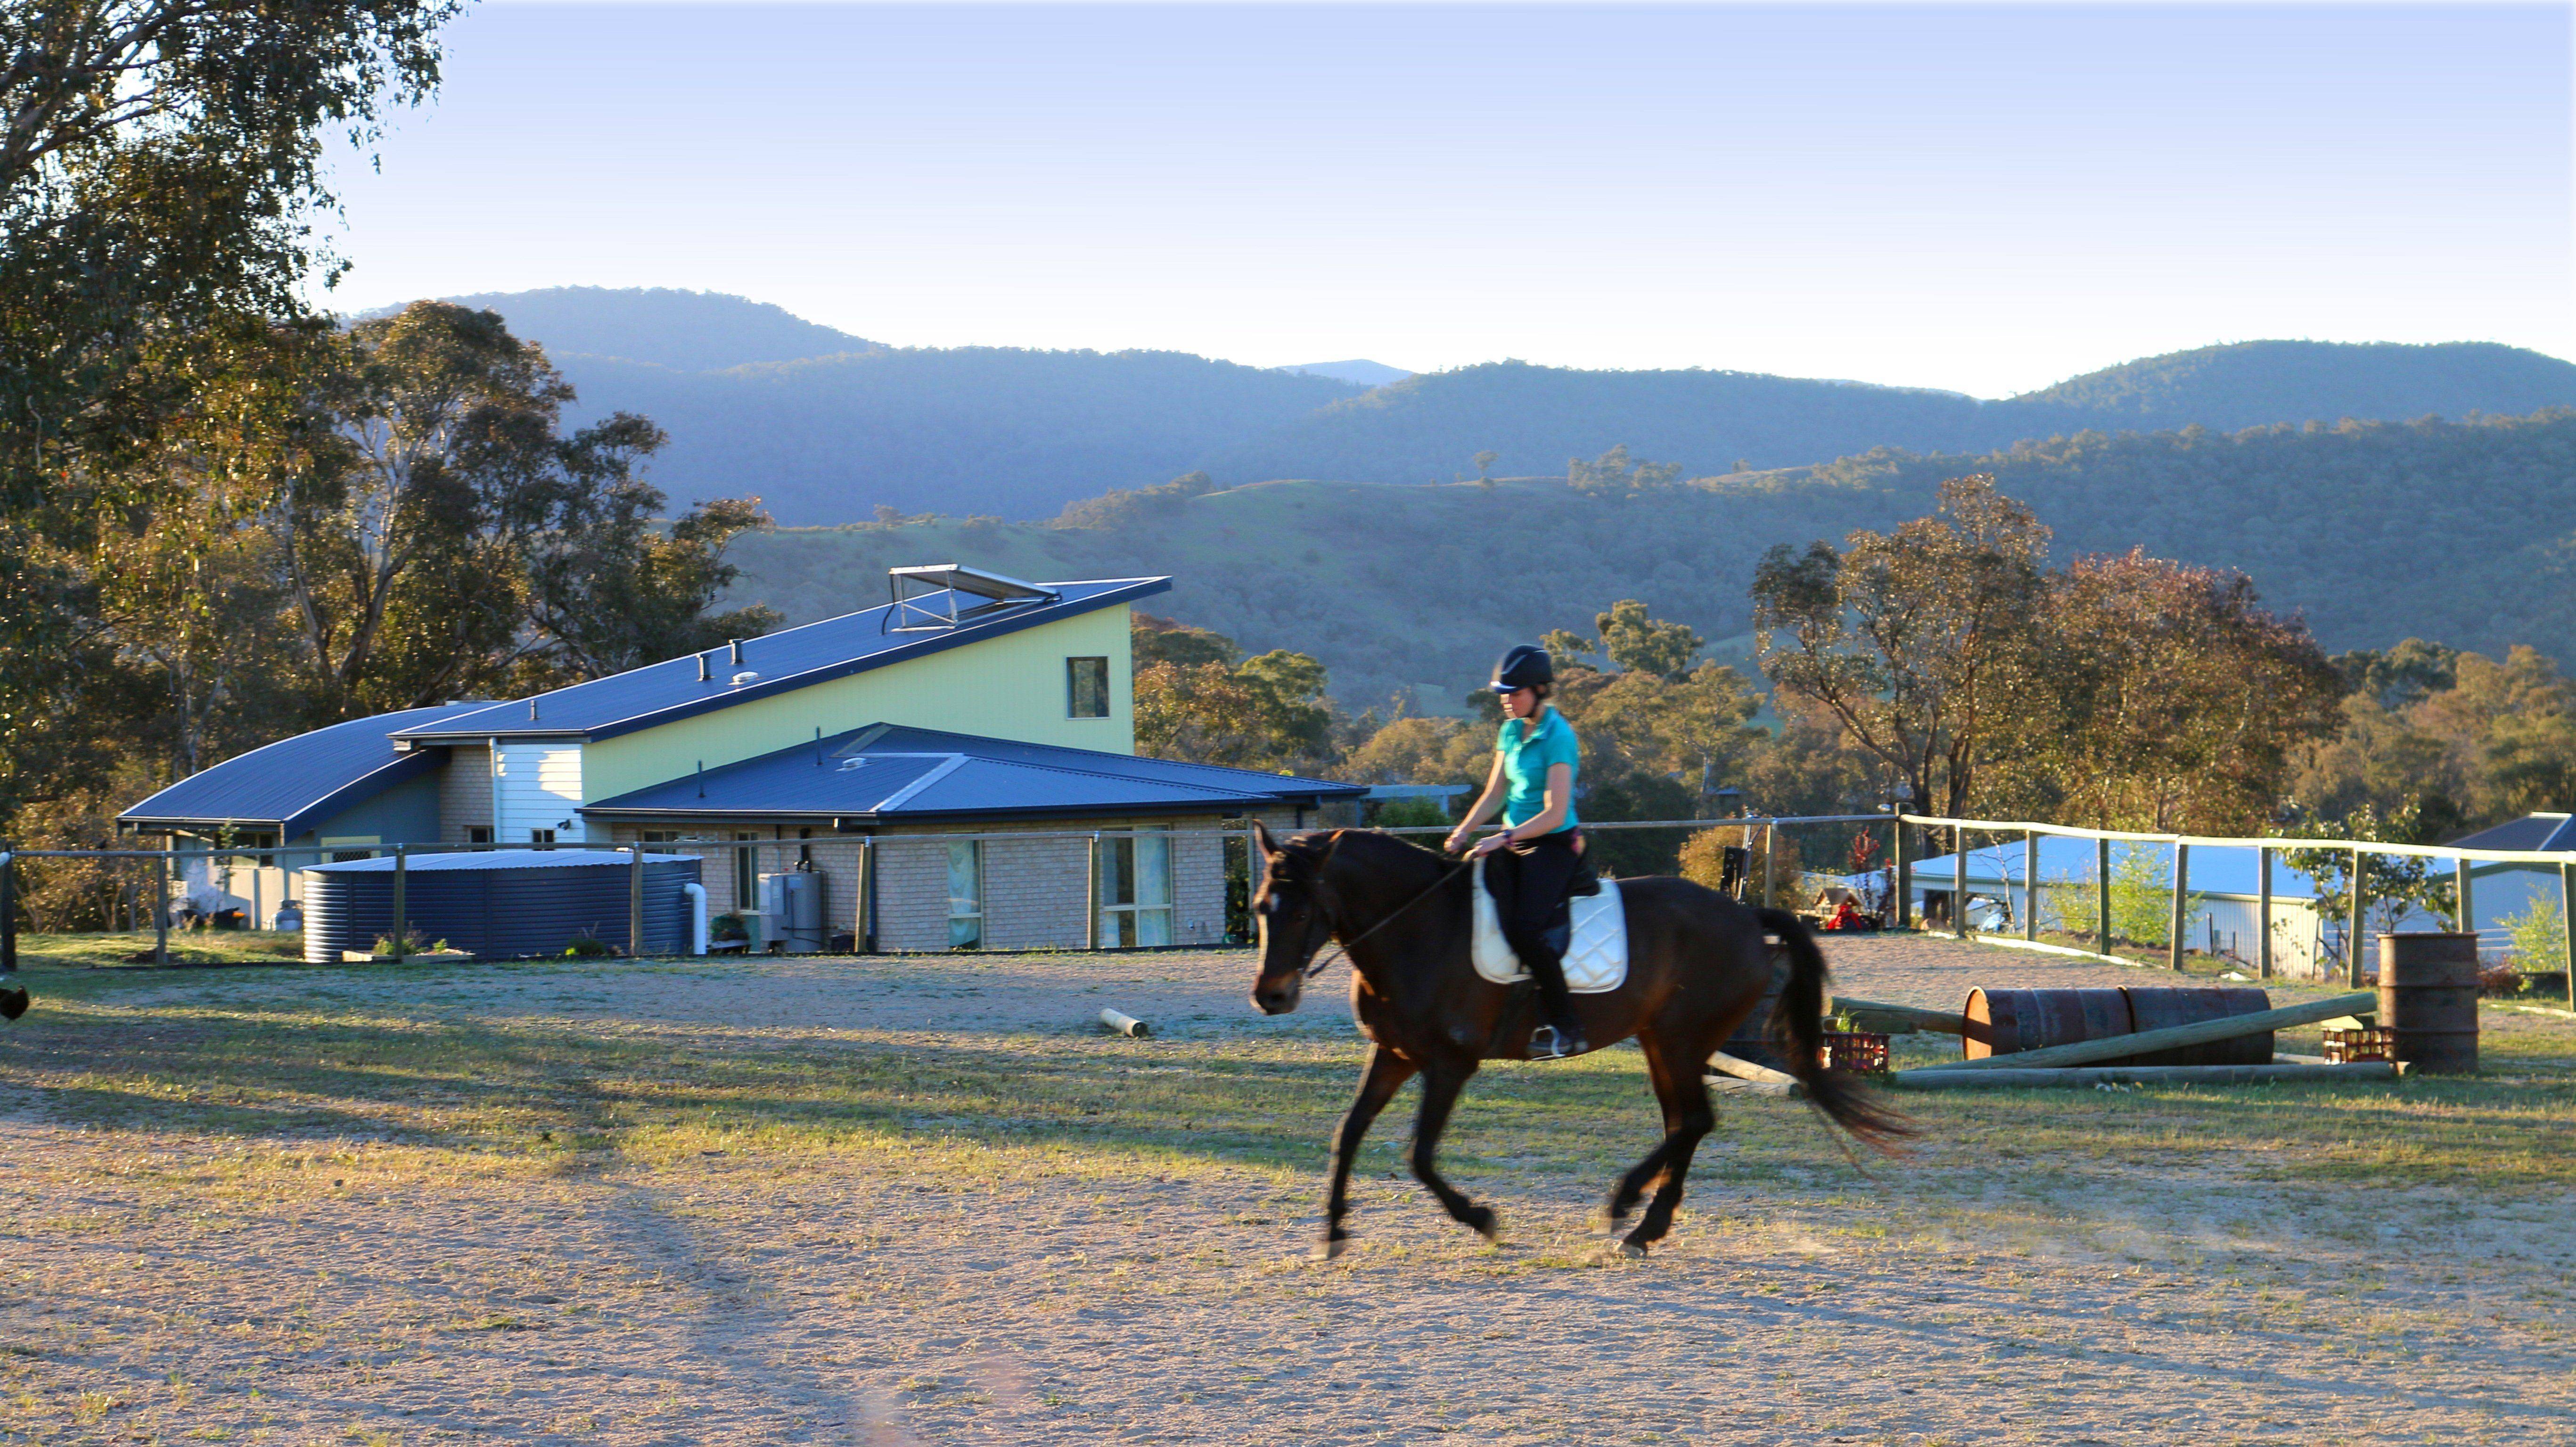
left=1821, top=1030, right=1890, bottom=1074
left=2322, top=1026, right=2396, bottom=1064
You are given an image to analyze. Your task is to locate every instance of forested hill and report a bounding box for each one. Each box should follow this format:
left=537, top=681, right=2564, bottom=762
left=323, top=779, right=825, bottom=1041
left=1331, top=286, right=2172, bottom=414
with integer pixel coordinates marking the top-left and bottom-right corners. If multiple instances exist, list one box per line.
left=418, top=288, right=2576, bottom=525
left=723, top=409, right=2576, bottom=710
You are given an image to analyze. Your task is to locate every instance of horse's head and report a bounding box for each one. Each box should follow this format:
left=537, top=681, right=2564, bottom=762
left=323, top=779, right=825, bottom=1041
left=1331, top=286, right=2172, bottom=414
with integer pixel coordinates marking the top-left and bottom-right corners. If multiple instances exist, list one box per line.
left=1248, top=821, right=1341, bottom=1015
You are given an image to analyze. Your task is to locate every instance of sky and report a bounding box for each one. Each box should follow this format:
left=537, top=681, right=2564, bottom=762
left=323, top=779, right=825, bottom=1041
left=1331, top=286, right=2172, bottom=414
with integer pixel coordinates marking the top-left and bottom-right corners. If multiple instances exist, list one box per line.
left=320, top=2, right=2576, bottom=397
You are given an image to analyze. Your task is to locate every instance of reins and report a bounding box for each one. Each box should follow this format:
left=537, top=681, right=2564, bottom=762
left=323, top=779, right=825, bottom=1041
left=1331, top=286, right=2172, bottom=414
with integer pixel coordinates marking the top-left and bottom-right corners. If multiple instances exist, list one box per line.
left=1299, top=853, right=1477, bottom=980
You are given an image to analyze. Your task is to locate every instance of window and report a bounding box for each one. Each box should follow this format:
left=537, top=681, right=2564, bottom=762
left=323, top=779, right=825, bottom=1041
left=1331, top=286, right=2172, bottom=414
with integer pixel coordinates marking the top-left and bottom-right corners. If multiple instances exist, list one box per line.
left=1097, top=827, right=1172, bottom=947
left=639, top=830, right=682, bottom=846
left=734, top=831, right=762, bottom=910
left=1067, top=656, right=1110, bottom=718
left=466, top=826, right=493, bottom=846
left=529, top=828, right=556, bottom=846
left=946, top=840, right=983, bottom=949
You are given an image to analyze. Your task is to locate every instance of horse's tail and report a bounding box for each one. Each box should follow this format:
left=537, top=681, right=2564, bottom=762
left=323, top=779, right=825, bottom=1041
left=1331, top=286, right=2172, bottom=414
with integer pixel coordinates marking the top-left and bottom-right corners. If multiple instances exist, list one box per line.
left=1756, top=907, right=1916, bottom=1150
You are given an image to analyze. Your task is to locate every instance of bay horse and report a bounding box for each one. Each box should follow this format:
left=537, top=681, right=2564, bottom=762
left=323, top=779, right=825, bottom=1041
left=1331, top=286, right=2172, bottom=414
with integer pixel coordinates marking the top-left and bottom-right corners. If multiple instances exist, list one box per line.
left=1247, top=822, right=1910, bottom=1259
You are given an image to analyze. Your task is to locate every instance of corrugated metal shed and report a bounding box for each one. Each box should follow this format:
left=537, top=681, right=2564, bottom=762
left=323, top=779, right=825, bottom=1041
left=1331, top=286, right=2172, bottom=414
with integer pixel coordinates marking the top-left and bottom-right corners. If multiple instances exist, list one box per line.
left=394, top=577, right=1170, bottom=744
left=581, top=723, right=1364, bottom=823
left=118, top=703, right=496, bottom=836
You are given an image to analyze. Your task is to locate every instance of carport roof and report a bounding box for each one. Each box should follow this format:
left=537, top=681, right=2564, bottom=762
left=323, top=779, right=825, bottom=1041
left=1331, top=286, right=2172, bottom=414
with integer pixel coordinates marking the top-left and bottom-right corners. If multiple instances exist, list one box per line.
left=580, top=723, right=1365, bottom=825
left=118, top=703, right=496, bottom=837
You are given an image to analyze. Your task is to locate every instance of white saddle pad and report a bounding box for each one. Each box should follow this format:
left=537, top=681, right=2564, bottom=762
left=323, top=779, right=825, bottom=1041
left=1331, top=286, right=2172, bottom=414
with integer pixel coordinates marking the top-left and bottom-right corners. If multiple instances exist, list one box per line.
left=1471, top=858, right=1628, bottom=993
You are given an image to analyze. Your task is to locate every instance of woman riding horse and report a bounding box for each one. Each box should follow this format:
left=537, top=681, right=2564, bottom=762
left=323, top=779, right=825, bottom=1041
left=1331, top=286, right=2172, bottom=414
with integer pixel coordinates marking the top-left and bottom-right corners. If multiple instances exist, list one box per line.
left=1444, top=643, right=1590, bottom=1060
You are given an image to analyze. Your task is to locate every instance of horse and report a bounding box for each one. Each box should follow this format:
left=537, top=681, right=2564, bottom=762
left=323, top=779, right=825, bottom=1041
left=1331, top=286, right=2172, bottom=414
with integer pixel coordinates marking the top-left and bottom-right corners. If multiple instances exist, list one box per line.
left=1247, top=822, right=1910, bottom=1259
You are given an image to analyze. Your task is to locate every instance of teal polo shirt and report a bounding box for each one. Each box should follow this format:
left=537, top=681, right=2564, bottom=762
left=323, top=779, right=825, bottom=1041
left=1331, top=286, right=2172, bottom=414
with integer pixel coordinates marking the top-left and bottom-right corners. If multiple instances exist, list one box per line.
left=1497, top=707, right=1580, bottom=830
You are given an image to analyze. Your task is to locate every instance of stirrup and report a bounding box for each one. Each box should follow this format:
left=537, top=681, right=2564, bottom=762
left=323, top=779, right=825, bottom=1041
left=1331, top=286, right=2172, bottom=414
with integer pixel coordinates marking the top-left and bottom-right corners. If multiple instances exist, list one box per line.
left=1527, top=1023, right=1587, bottom=1061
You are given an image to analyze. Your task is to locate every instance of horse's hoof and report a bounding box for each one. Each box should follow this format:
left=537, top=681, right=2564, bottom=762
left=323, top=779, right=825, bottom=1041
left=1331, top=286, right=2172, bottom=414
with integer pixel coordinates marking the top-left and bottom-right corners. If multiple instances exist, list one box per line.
left=1309, top=1237, right=1347, bottom=1262
left=1463, top=1206, right=1499, bottom=1242
left=1616, top=1240, right=1649, bottom=1260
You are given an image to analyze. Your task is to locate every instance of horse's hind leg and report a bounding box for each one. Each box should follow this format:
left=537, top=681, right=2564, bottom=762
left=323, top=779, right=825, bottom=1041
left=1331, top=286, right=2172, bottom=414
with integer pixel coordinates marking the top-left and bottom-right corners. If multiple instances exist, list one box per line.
left=1607, top=1039, right=1716, bottom=1256
left=1318, top=1044, right=1417, bottom=1260
left=1407, top=1061, right=1498, bottom=1242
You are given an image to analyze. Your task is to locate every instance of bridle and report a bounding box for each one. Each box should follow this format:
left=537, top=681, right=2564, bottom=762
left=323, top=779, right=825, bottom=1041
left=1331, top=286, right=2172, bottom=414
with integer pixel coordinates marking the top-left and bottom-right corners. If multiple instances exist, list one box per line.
left=1273, top=849, right=1477, bottom=982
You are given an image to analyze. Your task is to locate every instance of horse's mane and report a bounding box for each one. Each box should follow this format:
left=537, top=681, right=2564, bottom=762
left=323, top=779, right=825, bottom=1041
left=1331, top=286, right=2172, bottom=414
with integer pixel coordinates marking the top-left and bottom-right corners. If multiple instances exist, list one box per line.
left=1285, top=827, right=1453, bottom=880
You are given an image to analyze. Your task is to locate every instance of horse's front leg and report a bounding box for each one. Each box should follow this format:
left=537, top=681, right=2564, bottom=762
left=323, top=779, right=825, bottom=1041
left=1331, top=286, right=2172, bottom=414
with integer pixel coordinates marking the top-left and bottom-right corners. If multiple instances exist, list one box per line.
left=1318, top=1044, right=1417, bottom=1260
left=1407, top=1060, right=1497, bottom=1242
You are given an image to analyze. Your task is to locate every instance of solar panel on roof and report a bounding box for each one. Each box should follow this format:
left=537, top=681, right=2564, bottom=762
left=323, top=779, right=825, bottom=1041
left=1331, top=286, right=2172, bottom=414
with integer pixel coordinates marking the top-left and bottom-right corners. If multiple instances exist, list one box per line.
left=886, top=565, right=1061, bottom=631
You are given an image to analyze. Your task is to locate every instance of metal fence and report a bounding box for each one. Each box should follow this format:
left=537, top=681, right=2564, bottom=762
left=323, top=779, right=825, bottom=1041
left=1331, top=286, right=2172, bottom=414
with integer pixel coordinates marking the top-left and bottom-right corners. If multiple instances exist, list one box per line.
left=1891, top=812, right=2576, bottom=1005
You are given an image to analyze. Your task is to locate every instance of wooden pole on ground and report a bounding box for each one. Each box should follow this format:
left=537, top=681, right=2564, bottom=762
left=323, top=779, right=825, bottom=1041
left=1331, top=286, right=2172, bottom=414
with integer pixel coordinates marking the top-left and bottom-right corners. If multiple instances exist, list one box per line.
left=1889, top=1061, right=2401, bottom=1090
left=629, top=843, right=646, bottom=957
left=2023, top=830, right=2039, bottom=942
left=2346, top=847, right=2366, bottom=988
left=2167, top=842, right=2190, bottom=973
left=391, top=844, right=408, bottom=964
left=2094, top=837, right=2112, bottom=956
left=1912, top=991, right=2376, bottom=1073
left=2257, top=846, right=2274, bottom=981
left=1829, top=995, right=1969, bottom=1035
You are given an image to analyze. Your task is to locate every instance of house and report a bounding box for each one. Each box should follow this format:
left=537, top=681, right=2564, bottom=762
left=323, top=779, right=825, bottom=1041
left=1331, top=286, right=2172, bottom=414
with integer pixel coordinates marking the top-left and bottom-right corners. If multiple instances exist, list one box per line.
left=119, top=566, right=1364, bottom=950
left=2443, top=813, right=2576, bottom=951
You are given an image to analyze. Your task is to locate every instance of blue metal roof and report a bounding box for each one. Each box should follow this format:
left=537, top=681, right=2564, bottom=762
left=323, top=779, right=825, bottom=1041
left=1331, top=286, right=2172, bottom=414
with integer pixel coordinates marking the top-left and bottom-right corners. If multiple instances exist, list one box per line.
left=118, top=703, right=497, bottom=836
left=2448, top=814, right=2576, bottom=854
left=305, top=848, right=689, bottom=874
left=581, top=723, right=1365, bottom=824
left=1911, top=836, right=2322, bottom=901
left=394, top=576, right=1170, bottom=743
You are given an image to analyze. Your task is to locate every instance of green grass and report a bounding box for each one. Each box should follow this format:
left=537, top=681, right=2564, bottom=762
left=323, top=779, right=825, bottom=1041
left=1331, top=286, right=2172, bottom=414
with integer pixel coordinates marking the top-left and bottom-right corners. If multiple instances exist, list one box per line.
left=8, top=929, right=305, bottom=971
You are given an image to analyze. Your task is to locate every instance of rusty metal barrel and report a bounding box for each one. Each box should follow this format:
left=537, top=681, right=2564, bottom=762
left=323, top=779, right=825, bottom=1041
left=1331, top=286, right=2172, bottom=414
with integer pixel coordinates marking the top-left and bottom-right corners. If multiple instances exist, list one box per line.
left=1964, top=987, right=2275, bottom=1064
left=2379, top=932, right=2479, bottom=1074
left=2125, top=987, right=2274, bottom=1066
left=1964, top=988, right=2132, bottom=1059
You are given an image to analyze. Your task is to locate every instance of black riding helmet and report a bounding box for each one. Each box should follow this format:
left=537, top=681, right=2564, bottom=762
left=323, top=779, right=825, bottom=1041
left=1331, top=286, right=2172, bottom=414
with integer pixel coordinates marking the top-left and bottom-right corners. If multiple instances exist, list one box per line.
left=1489, top=643, right=1553, bottom=694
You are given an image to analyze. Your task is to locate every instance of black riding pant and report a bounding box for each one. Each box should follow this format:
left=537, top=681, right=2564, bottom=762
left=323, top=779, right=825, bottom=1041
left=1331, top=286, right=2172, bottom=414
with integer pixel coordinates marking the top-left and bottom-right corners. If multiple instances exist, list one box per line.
left=1489, top=829, right=1582, bottom=1021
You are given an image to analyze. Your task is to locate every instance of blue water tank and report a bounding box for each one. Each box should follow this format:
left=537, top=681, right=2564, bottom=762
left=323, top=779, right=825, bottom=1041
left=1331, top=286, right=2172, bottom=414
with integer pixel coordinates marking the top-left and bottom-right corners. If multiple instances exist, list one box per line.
left=300, top=849, right=701, bottom=963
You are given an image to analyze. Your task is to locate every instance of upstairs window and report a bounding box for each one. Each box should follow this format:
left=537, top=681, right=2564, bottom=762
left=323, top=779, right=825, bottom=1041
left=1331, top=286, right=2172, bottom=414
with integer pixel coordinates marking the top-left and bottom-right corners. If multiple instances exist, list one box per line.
left=1067, top=656, right=1110, bottom=718
left=465, top=826, right=493, bottom=846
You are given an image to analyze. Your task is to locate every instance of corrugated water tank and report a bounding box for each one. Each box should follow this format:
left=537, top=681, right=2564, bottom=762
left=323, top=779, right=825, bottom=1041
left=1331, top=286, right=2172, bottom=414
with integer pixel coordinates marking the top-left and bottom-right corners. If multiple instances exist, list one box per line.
left=300, top=849, right=701, bottom=963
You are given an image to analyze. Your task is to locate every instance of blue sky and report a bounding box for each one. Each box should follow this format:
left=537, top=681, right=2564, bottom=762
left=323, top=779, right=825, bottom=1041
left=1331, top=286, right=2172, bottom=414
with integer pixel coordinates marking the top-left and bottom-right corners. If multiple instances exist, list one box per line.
left=320, top=3, right=2575, bottom=396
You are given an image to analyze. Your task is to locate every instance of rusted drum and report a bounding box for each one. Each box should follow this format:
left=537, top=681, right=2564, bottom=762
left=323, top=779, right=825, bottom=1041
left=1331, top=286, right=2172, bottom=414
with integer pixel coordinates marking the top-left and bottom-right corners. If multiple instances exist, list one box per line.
left=2123, top=987, right=2274, bottom=1066
left=2379, top=932, right=2480, bottom=1074
left=1963, top=988, right=2133, bottom=1060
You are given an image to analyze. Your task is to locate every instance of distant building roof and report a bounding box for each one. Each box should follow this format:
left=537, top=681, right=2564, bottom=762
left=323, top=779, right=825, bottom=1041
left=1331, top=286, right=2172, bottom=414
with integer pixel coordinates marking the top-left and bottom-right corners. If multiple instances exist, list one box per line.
left=581, top=723, right=1364, bottom=825
left=118, top=703, right=497, bottom=837
left=1911, top=835, right=2321, bottom=902
left=2447, top=813, right=2576, bottom=854
left=393, top=576, right=1170, bottom=744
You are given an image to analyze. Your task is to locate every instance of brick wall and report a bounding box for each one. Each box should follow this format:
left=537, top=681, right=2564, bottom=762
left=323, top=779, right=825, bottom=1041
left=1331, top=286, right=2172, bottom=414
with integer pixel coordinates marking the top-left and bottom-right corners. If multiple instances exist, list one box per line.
left=438, top=747, right=492, bottom=842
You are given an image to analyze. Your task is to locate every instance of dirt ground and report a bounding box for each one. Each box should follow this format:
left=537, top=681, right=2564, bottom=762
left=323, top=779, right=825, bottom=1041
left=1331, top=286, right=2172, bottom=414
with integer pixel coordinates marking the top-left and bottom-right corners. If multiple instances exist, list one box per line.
left=0, top=933, right=2571, bottom=1445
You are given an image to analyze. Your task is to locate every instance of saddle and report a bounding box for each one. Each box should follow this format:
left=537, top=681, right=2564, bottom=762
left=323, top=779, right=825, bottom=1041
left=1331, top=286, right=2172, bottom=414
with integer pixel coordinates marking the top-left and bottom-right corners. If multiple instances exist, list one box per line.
left=1469, top=858, right=1629, bottom=993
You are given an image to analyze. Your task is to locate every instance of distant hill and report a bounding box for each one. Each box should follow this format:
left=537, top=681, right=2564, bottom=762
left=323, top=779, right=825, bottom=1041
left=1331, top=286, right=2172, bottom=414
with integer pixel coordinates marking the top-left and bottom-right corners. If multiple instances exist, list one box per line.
left=1277, top=359, right=1412, bottom=387
left=434, top=287, right=876, bottom=372
left=723, top=409, right=2576, bottom=710
left=392, top=288, right=2576, bottom=526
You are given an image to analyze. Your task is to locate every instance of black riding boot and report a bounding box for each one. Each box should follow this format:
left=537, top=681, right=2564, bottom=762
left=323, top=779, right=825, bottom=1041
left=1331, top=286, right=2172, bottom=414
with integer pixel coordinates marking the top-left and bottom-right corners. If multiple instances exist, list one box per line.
left=1496, top=831, right=1589, bottom=1060
left=1516, top=944, right=1589, bottom=1060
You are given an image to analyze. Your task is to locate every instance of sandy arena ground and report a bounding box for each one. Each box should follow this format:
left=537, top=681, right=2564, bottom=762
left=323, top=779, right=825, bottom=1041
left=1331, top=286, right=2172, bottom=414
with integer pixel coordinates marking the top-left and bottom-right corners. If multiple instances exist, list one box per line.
left=1, top=934, right=2571, bottom=1445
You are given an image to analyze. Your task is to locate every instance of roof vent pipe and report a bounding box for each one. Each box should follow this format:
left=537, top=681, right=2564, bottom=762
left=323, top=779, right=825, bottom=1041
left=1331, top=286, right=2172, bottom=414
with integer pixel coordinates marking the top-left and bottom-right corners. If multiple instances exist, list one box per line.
left=730, top=638, right=744, bottom=666
left=697, top=653, right=711, bottom=682
left=528, top=700, right=538, bottom=723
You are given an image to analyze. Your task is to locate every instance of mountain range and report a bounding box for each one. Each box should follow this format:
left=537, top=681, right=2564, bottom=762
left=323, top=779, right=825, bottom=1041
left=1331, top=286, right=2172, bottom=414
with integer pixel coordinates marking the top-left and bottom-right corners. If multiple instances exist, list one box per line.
left=413, top=288, right=2576, bottom=526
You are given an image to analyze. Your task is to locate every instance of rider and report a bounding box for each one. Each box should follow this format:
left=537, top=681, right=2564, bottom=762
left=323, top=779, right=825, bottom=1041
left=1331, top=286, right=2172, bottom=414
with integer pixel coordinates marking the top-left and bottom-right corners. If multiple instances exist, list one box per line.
left=1445, top=644, right=1589, bottom=1060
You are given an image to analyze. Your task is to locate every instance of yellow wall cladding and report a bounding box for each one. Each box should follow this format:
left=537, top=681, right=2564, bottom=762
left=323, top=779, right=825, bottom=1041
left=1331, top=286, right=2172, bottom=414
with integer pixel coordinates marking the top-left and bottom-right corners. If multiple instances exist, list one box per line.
left=583, top=605, right=1134, bottom=801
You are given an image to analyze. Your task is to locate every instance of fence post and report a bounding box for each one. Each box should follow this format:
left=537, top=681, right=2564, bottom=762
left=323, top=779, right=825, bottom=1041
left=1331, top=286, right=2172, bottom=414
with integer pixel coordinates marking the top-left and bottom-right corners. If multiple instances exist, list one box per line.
left=155, top=847, right=170, bottom=967
left=2560, top=861, right=2574, bottom=1010
left=2257, top=845, right=2273, bottom=980
left=2346, top=848, right=2365, bottom=988
left=1893, top=820, right=1911, bottom=929
left=629, top=843, right=646, bottom=958
left=0, top=846, right=15, bottom=976
left=1952, top=826, right=1969, bottom=939
left=2166, top=842, right=2190, bottom=973
left=391, top=844, right=408, bottom=964
left=2454, top=855, right=2475, bottom=938
left=1762, top=821, right=1777, bottom=909
left=2093, top=837, right=2111, bottom=957
left=2022, top=830, right=2038, bottom=942
left=1085, top=834, right=1100, bottom=951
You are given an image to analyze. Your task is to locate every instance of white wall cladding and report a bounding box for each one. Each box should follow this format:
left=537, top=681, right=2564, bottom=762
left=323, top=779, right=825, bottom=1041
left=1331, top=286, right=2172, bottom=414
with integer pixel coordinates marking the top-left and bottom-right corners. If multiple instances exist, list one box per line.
left=495, top=744, right=588, bottom=843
